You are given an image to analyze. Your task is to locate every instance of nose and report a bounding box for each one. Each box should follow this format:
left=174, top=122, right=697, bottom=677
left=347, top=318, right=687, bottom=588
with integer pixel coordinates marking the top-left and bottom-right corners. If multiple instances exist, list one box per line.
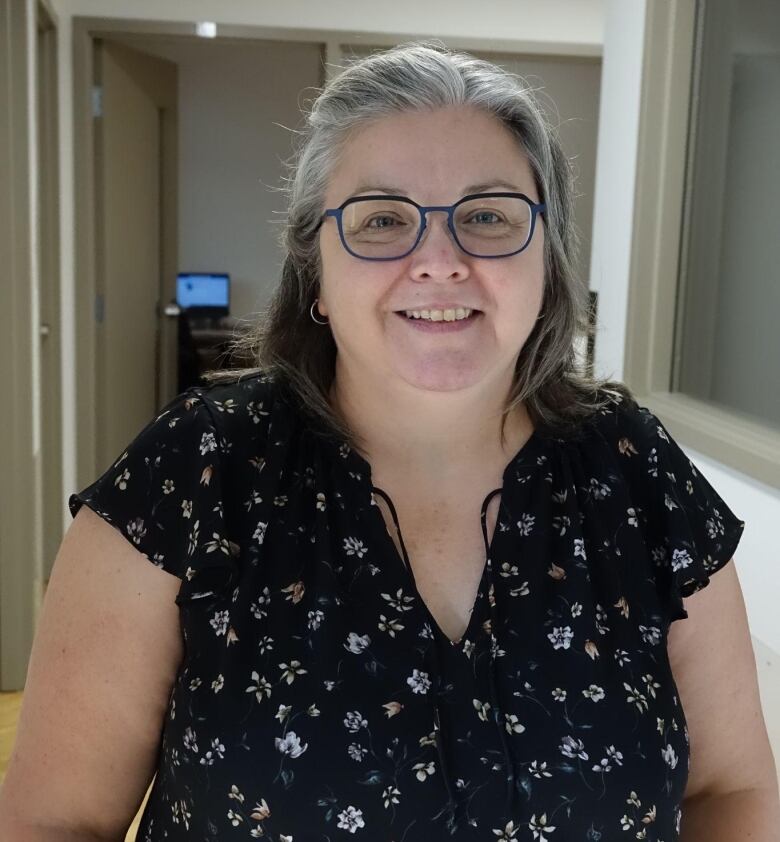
left=409, top=210, right=470, bottom=279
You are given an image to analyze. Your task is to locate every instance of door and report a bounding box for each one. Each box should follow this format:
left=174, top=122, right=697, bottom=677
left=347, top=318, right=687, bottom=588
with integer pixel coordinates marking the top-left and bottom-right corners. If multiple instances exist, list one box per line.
left=37, top=1, right=63, bottom=583
left=93, top=39, right=177, bottom=470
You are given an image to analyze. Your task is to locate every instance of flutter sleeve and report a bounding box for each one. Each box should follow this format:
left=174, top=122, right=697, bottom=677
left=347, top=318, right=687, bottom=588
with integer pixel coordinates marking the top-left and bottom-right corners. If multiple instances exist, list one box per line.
left=616, top=402, right=746, bottom=624
left=68, top=388, right=239, bottom=606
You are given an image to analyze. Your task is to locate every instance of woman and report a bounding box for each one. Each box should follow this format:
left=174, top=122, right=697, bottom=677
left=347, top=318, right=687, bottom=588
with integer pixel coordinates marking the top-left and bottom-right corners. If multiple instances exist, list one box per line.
left=1, top=42, right=777, bottom=841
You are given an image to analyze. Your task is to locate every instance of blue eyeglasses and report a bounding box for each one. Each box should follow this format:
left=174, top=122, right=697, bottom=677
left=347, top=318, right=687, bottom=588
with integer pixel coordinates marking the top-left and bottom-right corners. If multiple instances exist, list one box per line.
left=317, top=192, right=546, bottom=261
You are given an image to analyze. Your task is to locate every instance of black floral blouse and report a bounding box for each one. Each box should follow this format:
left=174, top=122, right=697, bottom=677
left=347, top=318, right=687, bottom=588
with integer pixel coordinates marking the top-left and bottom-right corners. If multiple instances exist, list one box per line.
left=69, top=370, right=745, bottom=842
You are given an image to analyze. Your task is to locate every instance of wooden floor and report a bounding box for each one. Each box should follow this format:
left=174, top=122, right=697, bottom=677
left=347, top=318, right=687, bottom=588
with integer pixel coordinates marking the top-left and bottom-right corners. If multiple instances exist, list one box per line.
left=2, top=639, right=780, bottom=833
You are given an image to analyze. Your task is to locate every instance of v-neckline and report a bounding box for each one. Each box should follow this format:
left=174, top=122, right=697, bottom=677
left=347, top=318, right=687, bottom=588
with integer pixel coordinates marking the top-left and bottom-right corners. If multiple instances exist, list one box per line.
left=369, top=485, right=504, bottom=647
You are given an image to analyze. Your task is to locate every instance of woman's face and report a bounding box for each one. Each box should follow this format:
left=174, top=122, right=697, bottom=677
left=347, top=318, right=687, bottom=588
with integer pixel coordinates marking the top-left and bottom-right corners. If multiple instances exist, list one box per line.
left=317, top=104, right=546, bottom=395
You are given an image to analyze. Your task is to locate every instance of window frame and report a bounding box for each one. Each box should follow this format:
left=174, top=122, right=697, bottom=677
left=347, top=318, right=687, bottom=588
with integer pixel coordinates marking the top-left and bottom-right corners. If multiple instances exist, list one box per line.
left=625, top=0, right=780, bottom=489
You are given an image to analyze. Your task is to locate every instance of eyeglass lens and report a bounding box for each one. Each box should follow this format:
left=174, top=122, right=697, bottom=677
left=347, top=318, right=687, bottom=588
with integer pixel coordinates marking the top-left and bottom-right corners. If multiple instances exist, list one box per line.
left=340, top=196, right=533, bottom=258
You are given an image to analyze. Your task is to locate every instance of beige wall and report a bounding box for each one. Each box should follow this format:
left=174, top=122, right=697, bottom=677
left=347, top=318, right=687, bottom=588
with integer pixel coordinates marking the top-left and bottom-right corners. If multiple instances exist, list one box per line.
left=130, top=37, right=323, bottom=318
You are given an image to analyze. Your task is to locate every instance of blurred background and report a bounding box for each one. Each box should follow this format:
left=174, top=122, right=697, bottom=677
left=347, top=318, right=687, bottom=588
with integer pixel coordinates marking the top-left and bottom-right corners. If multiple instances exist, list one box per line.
left=1, top=0, right=779, bottom=835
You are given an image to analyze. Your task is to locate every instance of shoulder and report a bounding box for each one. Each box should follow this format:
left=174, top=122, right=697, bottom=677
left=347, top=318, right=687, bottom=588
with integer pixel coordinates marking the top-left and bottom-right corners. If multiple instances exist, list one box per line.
left=187, top=369, right=293, bottom=454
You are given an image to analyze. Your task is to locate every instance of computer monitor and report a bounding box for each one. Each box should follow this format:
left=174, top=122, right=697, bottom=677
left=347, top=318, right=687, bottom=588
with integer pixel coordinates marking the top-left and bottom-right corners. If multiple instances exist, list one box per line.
left=176, top=272, right=230, bottom=316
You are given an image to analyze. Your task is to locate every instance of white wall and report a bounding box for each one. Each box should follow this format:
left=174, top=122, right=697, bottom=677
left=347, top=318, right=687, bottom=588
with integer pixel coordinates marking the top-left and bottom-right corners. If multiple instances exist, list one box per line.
left=135, top=38, right=323, bottom=317
left=56, top=0, right=605, bottom=53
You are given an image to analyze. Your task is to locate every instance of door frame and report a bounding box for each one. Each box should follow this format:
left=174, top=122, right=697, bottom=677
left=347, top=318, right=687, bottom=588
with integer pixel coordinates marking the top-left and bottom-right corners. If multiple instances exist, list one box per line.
left=0, top=0, right=60, bottom=690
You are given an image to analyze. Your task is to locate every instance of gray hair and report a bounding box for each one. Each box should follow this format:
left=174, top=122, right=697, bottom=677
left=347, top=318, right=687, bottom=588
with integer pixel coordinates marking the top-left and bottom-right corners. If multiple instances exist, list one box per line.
left=203, top=41, right=635, bottom=454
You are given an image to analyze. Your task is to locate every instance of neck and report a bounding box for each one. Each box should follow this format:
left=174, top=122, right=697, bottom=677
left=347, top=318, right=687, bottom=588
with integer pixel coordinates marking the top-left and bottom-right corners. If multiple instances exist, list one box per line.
left=328, top=363, right=534, bottom=485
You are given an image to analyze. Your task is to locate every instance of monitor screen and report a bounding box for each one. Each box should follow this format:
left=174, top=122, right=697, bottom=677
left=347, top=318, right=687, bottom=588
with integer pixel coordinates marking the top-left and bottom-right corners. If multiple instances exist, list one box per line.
left=176, top=272, right=230, bottom=312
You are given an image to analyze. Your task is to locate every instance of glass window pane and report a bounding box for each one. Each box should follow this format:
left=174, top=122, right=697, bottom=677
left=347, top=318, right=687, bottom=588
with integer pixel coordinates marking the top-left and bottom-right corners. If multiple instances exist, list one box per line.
left=676, top=0, right=780, bottom=431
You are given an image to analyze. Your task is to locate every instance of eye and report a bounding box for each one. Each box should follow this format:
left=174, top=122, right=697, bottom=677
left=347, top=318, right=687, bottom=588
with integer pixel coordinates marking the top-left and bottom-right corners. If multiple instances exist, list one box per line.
left=465, top=210, right=504, bottom=225
left=364, top=214, right=406, bottom=230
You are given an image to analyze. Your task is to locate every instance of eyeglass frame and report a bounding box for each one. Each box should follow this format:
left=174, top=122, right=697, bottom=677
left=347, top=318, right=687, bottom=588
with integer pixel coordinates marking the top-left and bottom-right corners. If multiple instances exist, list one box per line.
left=316, top=191, right=547, bottom=261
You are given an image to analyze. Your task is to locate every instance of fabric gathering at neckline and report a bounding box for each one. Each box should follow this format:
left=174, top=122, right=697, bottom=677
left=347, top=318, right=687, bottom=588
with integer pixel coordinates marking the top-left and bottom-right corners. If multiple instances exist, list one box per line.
left=303, top=413, right=560, bottom=832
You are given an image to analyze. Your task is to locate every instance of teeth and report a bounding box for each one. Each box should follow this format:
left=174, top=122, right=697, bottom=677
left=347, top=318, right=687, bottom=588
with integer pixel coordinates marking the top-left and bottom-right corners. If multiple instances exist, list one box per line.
left=403, top=308, right=473, bottom=322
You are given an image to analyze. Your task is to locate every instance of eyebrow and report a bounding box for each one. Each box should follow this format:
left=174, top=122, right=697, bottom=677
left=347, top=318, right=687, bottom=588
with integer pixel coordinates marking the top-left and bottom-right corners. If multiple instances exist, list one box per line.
left=349, top=180, right=526, bottom=199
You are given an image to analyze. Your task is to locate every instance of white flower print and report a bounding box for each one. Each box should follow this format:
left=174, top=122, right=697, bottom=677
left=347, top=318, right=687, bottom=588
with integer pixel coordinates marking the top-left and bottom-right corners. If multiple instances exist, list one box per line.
left=504, top=713, right=526, bottom=734
left=253, top=520, right=268, bottom=544
left=180, top=499, right=192, bottom=518
left=614, top=648, right=631, bottom=667
left=559, top=736, right=588, bottom=760
left=509, top=580, right=530, bottom=597
left=274, top=730, right=308, bottom=758
left=552, top=514, right=570, bottom=535
left=587, top=477, right=612, bottom=500
left=528, top=812, right=557, bottom=840
left=343, top=536, right=367, bottom=558
left=582, top=684, right=605, bottom=702
left=412, top=760, right=436, bottom=781
left=199, top=737, right=226, bottom=766
left=336, top=805, right=365, bottom=833
left=211, top=674, right=224, bottom=693
left=377, top=614, right=405, bottom=637
left=529, top=760, right=553, bottom=778
left=308, top=609, right=325, bottom=630
left=126, top=517, right=147, bottom=545
left=162, top=478, right=174, bottom=495
left=642, top=673, right=661, bottom=699
left=647, top=446, right=659, bottom=477
left=638, top=624, right=662, bottom=646
left=344, top=710, right=368, bottom=733
left=473, top=698, right=492, bottom=721
left=227, top=808, right=243, bottom=827
left=250, top=587, right=272, bottom=619
left=186, top=519, right=200, bottom=556
left=516, top=512, right=536, bottom=536
left=626, top=507, right=639, bottom=527
left=664, top=492, right=679, bottom=512
left=498, top=561, right=520, bottom=577
left=209, top=610, right=229, bottom=636
left=624, top=683, right=649, bottom=713
left=246, top=671, right=271, bottom=703
left=212, top=398, right=236, bottom=414
left=382, top=785, right=401, bottom=807
left=671, top=547, right=693, bottom=573
left=172, top=799, right=191, bottom=830
left=246, top=399, right=269, bottom=424
left=183, top=726, right=198, bottom=753
left=570, top=601, right=583, bottom=618
left=380, top=588, right=416, bottom=613
left=347, top=742, right=368, bottom=761
left=199, top=430, right=217, bottom=455
left=344, top=632, right=371, bottom=654
left=552, top=688, right=567, bottom=702
left=547, top=626, right=574, bottom=650
left=493, top=819, right=521, bottom=840
left=275, top=703, right=292, bottom=722
left=662, top=743, right=679, bottom=769
left=228, top=784, right=244, bottom=804
left=279, top=659, right=307, bottom=684
left=204, top=532, right=231, bottom=555
left=114, top=468, right=130, bottom=490
left=406, top=669, right=431, bottom=695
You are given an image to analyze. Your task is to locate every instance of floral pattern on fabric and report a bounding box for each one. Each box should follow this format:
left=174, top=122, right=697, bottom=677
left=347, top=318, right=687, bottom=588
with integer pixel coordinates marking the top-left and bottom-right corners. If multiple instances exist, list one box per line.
left=69, top=371, right=745, bottom=841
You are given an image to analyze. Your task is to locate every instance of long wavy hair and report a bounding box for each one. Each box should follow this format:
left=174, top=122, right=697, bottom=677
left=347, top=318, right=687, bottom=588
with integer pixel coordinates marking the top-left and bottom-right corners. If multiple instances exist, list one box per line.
left=201, top=41, right=637, bottom=457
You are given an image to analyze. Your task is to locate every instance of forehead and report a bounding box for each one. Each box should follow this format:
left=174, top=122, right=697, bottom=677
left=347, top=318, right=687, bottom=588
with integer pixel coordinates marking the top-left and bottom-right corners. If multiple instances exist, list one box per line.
left=325, top=105, right=535, bottom=202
